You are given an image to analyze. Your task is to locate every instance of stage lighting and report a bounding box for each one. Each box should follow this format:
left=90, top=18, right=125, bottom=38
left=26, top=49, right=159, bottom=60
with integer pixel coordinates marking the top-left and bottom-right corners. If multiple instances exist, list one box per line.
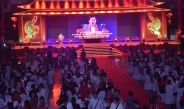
left=56, top=40, right=59, bottom=44
left=126, top=38, right=130, bottom=42
left=114, top=38, right=118, bottom=42
left=69, top=39, right=73, bottom=43
left=3, top=44, right=6, bottom=47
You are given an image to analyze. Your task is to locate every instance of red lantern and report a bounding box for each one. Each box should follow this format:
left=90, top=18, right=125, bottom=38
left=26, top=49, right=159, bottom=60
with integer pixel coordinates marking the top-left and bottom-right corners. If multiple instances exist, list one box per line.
left=11, top=17, right=17, bottom=29
left=11, top=17, right=17, bottom=22
left=167, top=13, right=173, bottom=19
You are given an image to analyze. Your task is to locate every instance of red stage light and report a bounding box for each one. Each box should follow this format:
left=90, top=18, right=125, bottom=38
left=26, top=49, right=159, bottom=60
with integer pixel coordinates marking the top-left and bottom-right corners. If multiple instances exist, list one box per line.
left=35, top=1, right=40, bottom=9
left=100, top=0, right=105, bottom=8
left=64, top=0, right=69, bottom=9
left=56, top=0, right=61, bottom=9
left=86, top=0, right=91, bottom=8
left=79, top=0, right=84, bottom=8
left=124, top=0, right=128, bottom=6
left=94, top=0, right=99, bottom=8
left=72, top=0, right=77, bottom=8
left=108, top=0, right=113, bottom=7
left=115, top=0, right=119, bottom=7
left=41, top=0, right=46, bottom=9
left=50, top=1, right=55, bottom=9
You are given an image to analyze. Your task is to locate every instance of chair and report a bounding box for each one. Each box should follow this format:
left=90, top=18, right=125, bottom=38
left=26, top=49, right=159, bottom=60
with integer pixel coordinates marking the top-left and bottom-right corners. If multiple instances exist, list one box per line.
left=144, top=74, right=153, bottom=90
left=20, top=94, right=27, bottom=103
left=0, top=98, right=4, bottom=105
left=132, top=66, right=143, bottom=81
left=5, top=95, right=12, bottom=102
left=27, top=81, right=34, bottom=89
left=180, top=76, right=184, bottom=82
left=98, top=91, right=106, bottom=101
left=66, top=90, right=72, bottom=102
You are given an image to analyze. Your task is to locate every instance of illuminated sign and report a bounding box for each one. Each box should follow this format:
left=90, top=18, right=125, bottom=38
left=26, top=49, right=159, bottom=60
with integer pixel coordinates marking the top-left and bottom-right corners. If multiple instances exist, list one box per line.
left=147, top=13, right=162, bottom=38
left=24, top=16, right=39, bottom=42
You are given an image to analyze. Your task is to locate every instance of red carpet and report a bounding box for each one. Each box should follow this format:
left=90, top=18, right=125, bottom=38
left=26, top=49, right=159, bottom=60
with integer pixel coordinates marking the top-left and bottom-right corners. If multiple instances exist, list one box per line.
left=95, top=56, right=151, bottom=107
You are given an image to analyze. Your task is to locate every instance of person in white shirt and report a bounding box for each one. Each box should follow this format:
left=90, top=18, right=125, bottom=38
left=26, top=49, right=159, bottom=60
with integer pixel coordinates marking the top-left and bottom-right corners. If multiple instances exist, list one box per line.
left=47, top=68, right=54, bottom=95
left=88, top=91, right=103, bottom=109
left=110, top=97, right=124, bottom=109
left=59, top=96, right=73, bottom=109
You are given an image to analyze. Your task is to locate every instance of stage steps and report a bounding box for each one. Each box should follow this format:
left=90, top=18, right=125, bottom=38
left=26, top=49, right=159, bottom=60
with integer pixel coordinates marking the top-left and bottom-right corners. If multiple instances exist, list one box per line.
left=77, top=46, right=123, bottom=57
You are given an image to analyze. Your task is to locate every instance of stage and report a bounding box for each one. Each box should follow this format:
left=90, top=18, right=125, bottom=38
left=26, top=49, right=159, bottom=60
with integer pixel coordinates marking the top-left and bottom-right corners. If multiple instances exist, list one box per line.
left=14, top=41, right=179, bottom=49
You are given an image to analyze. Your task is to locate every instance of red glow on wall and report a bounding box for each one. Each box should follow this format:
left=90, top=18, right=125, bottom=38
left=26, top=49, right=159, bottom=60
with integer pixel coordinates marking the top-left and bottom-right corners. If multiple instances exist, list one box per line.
left=41, top=0, right=46, bottom=9
left=143, top=0, right=146, bottom=5
left=123, top=0, right=128, bottom=6
left=86, top=0, right=91, bottom=8
left=138, top=0, right=142, bottom=6
left=94, top=0, right=99, bottom=8
left=56, top=0, right=61, bottom=9
left=108, top=0, right=113, bottom=7
left=115, top=0, right=119, bottom=7
left=79, top=0, right=84, bottom=8
left=50, top=1, right=55, bottom=9
left=71, top=0, right=77, bottom=8
left=129, top=0, right=133, bottom=6
left=35, top=1, right=40, bottom=9
left=64, top=0, right=69, bottom=9
left=100, top=0, right=105, bottom=8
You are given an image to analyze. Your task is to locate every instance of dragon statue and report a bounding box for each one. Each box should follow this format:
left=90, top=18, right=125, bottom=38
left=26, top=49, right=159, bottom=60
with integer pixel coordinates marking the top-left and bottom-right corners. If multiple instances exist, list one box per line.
left=24, top=16, right=39, bottom=42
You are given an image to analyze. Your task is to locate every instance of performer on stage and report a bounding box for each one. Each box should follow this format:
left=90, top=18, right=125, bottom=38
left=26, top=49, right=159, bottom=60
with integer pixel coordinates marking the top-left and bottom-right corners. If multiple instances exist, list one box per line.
left=175, top=28, right=182, bottom=43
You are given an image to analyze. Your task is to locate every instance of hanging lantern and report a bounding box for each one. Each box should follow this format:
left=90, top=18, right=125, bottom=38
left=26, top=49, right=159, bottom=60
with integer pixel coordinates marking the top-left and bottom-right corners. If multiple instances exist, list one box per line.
left=168, top=19, right=171, bottom=25
left=11, top=17, right=17, bottom=22
left=167, top=13, right=173, bottom=19
left=167, top=13, right=173, bottom=25
left=11, top=17, right=17, bottom=29
left=13, top=24, right=16, bottom=29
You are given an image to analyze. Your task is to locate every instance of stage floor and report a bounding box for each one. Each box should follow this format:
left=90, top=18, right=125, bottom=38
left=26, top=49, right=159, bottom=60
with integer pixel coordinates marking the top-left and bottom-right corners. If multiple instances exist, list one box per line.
left=14, top=41, right=179, bottom=49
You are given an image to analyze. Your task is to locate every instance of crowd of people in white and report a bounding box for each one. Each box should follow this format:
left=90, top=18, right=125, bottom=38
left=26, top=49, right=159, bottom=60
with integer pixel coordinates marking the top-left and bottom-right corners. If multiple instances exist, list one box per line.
left=0, top=45, right=147, bottom=109
left=127, top=43, right=184, bottom=109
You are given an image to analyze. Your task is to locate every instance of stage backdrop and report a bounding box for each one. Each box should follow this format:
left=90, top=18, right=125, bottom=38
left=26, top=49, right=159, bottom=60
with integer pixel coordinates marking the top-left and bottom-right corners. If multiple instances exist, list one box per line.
left=45, top=13, right=141, bottom=40
left=117, top=13, right=141, bottom=37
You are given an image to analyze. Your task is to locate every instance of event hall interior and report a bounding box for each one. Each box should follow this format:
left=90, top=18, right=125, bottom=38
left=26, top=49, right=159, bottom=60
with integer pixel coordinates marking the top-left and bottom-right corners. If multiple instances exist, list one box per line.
left=0, top=0, right=184, bottom=109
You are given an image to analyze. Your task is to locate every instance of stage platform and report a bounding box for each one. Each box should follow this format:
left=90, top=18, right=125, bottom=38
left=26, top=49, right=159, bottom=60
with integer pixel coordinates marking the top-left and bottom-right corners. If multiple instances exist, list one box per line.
left=14, top=41, right=179, bottom=49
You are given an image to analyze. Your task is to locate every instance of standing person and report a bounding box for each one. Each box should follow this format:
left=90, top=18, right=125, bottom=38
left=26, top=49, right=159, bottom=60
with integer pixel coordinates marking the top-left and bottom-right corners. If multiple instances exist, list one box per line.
left=152, top=95, right=165, bottom=109
left=78, top=81, right=89, bottom=101
left=88, top=91, right=103, bottom=109
left=80, top=49, right=86, bottom=62
left=71, top=97, right=80, bottom=109
left=176, top=28, right=182, bottom=43
left=47, top=67, right=54, bottom=95
left=125, top=91, right=135, bottom=109
left=47, top=51, right=53, bottom=63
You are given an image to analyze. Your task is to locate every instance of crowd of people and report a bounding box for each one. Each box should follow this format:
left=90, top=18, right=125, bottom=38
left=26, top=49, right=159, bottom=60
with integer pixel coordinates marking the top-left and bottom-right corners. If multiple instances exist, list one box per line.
left=126, top=42, right=184, bottom=109
left=55, top=46, right=149, bottom=109
left=0, top=43, right=152, bottom=109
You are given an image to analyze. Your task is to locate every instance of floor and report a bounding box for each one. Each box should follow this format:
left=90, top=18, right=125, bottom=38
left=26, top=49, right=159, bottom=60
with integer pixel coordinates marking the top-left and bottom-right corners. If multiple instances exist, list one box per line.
left=49, top=68, right=61, bottom=109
